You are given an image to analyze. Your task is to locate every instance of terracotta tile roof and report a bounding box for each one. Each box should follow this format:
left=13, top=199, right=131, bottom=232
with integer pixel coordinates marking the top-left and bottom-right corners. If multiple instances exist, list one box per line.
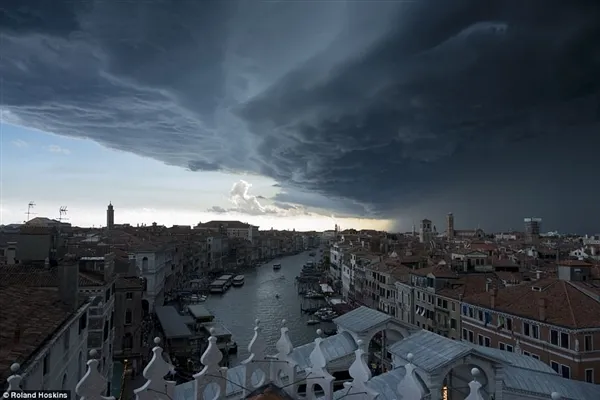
left=412, top=264, right=457, bottom=278
left=116, top=276, right=144, bottom=290
left=0, top=286, right=85, bottom=383
left=0, top=265, right=105, bottom=287
left=463, top=278, right=600, bottom=329
left=437, top=273, right=501, bottom=300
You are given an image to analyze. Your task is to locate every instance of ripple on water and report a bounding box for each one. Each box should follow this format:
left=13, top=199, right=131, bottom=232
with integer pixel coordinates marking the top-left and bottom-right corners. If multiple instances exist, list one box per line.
left=201, top=251, right=334, bottom=363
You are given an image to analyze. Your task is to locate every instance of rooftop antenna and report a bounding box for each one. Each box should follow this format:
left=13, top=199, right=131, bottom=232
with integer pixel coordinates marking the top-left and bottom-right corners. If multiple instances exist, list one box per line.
left=59, top=206, right=69, bottom=222
left=26, top=201, right=36, bottom=221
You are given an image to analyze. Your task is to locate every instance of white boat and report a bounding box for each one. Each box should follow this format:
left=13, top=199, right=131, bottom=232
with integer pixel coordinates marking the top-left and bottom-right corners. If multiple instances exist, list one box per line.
left=232, top=275, right=245, bottom=287
left=307, top=319, right=320, bottom=325
left=273, top=263, right=282, bottom=270
left=190, top=294, right=207, bottom=303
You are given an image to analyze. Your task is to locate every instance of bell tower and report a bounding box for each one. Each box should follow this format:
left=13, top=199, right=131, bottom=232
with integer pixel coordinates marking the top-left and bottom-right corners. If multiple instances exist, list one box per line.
left=107, top=202, right=115, bottom=230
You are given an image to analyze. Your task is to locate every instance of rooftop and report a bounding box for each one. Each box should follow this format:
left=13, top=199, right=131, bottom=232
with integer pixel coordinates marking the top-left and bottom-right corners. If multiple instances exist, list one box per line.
left=0, top=286, right=86, bottom=383
left=463, top=278, right=600, bottom=328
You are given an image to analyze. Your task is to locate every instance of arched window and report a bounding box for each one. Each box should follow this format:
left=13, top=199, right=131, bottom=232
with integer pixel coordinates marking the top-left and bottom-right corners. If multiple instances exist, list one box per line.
left=125, top=309, right=132, bottom=325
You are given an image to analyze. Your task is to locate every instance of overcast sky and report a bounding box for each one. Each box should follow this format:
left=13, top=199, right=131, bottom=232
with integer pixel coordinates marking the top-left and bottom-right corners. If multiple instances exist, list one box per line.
left=1, top=0, right=599, bottom=233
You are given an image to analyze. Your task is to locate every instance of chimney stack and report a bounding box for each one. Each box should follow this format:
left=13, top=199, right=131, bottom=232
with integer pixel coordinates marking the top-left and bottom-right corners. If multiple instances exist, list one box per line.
left=58, top=261, right=80, bottom=311
left=490, top=287, right=498, bottom=309
left=538, top=298, right=547, bottom=321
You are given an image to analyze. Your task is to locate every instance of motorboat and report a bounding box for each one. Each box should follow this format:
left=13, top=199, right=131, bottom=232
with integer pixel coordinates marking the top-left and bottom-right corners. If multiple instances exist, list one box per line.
left=273, top=263, right=282, bottom=270
left=307, top=319, right=320, bottom=325
left=232, top=275, right=245, bottom=287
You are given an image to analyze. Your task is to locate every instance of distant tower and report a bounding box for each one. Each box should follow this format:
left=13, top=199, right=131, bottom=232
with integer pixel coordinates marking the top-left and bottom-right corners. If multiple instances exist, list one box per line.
left=419, top=219, right=433, bottom=243
left=524, top=217, right=541, bottom=243
left=412, top=224, right=416, bottom=237
left=107, top=202, right=115, bottom=230
left=447, top=213, right=455, bottom=240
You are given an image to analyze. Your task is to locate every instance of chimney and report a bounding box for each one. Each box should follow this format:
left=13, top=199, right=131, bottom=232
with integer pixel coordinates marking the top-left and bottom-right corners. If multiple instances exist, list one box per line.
left=58, top=261, right=80, bottom=311
left=6, top=242, right=17, bottom=265
left=538, top=298, right=547, bottom=321
left=490, top=287, right=498, bottom=309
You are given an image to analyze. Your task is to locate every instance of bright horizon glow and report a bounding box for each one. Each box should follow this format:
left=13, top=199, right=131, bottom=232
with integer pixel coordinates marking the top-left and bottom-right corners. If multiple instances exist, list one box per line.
left=1, top=123, right=392, bottom=231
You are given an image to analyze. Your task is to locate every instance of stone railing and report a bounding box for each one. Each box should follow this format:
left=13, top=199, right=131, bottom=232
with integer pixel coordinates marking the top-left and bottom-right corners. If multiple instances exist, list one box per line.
left=4, top=320, right=566, bottom=400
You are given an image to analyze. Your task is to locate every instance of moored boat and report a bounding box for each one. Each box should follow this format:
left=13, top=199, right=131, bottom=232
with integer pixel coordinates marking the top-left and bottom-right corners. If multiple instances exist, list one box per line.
left=232, top=275, right=245, bottom=287
left=273, top=263, right=282, bottom=270
left=307, top=319, right=320, bottom=325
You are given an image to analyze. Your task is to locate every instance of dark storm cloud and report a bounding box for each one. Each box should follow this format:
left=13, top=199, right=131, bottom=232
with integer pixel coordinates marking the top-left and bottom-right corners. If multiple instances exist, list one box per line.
left=2, top=0, right=600, bottom=232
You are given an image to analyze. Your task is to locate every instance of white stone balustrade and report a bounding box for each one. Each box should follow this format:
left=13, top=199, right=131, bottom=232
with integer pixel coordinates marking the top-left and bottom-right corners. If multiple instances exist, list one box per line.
left=3, top=324, right=567, bottom=400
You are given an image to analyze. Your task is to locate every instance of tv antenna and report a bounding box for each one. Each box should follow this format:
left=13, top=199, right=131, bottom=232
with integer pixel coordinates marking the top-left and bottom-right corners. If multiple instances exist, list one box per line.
left=25, top=201, right=36, bottom=221
left=59, top=206, right=69, bottom=222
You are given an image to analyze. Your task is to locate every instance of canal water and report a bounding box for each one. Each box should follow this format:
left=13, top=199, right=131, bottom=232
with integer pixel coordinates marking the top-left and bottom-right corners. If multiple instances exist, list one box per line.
left=202, top=250, right=335, bottom=364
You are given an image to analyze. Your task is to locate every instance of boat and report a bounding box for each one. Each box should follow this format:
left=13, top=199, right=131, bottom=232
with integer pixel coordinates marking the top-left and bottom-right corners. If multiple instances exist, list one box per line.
left=227, top=341, right=238, bottom=354
left=189, top=294, right=207, bottom=303
left=232, top=275, right=245, bottom=287
left=307, top=319, right=320, bottom=325
left=273, top=263, right=282, bottom=270
left=209, top=279, right=228, bottom=294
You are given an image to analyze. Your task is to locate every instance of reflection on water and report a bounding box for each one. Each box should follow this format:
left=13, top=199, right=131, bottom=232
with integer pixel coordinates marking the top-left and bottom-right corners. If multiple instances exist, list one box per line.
left=202, top=251, right=333, bottom=364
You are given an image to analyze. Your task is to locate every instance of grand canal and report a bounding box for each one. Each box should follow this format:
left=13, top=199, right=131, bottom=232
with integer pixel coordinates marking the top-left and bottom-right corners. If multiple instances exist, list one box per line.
left=202, top=250, right=334, bottom=363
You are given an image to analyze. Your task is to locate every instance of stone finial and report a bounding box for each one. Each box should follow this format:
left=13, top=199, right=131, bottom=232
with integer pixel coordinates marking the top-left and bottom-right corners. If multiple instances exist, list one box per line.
left=201, top=329, right=223, bottom=368
left=133, top=337, right=175, bottom=400
left=465, top=368, right=484, bottom=400
left=76, top=354, right=116, bottom=400
left=6, top=363, right=23, bottom=392
left=275, top=319, right=293, bottom=359
left=247, top=319, right=267, bottom=360
left=194, top=328, right=227, bottom=399
left=309, top=329, right=327, bottom=371
left=305, top=329, right=335, bottom=400
left=343, top=340, right=378, bottom=400
left=396, top=353, right=423, bottom=400
left=551, top=393, right=562, bottom=400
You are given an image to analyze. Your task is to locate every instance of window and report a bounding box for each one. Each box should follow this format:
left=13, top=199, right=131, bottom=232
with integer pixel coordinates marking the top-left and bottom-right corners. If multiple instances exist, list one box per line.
left=505, top=344, right=514, bottom=352
left=560, top=332, right=570, bottom=349
left=462, top=329, right=468, bottom=340
left=43, top=354, right=49, bottom=375
left=126, top=292, right=133, bottom=300
left=531, top=354, right=540, bottom=360
left=585, top=369, right=594, bottom=383
left=584, top=335, right=593, bottom=351
left=451, top=318, right=457, bottom=329
left=551, top=361, right=559, bottom=373
left=506, top=318, right=512, bottom=330
left=478, top=334, right=484, bottom=346
left=125, top=309, right=132, bottom=325
left=550, top=329, right=559, bottom=345
left=523, top=351, right=530, bottom=356
left=468, top=307, right=474, bottom=318
left=484, top=337, right=491, bottom=347
left=532, top=324, right=539, bottom=339
left=468, top=330, right=474, bottom=343
left=79, top=312, right=87, bottom=334
left=561, top=365, right=571, bottom=379
left=478, top=310, right=483, bottom=321
left=523, top=322, right=530, bottom=336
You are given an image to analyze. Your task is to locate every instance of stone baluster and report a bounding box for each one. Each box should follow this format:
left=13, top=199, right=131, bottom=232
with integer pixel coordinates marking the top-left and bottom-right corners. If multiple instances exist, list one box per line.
left=5, top=363, right=23, bottom=393
left=342, top=340, right=378, bottom=400
left=272, top=319, right=298, bottom=396
left=76, top=350, right=116, bottom=400
left=305, top=329, right=335, bottom=400
left=194, top=328, right=227, bottom=400
left=242, top=319, right=269, bottom=396
left=465, top=368, right=484, bottom=400
left=133, top=338, right=176, bottom=400
left=395, top=353, right=423, bottom=400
